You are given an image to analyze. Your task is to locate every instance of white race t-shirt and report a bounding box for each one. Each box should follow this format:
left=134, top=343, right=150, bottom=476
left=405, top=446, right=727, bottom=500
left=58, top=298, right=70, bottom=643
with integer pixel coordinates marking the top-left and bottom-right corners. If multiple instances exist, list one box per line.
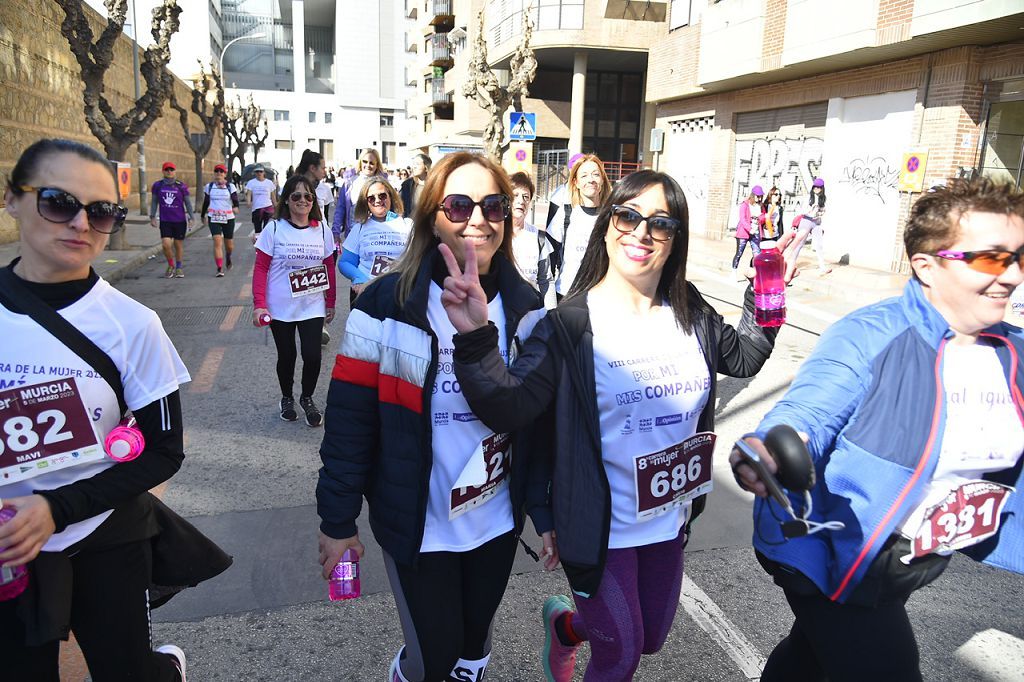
left=421, top=284, right=514, bottom=552
left=245, top=178, right=277, bottom=210
left=511, top=223, right=552, bottom=290
left=205, top=182, right=238, bottom=223
left=316, top=181, right=335, bottom=217
left=342, top=215, right=412, bottom=280
left=255, top=219, right=336, bottom=322
left=548, top=205, right=598, bottom=295
left=0, top=278, right=190, bottom=550
left=900, top=342, right=1024, bottom=545
left=590, top=292, right=711, bottom=549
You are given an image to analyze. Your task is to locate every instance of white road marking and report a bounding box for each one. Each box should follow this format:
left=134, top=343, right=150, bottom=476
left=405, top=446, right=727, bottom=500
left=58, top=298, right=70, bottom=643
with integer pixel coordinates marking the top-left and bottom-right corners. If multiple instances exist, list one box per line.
left=954, top=629, right=1024, bottom=681
left=680, top=574, right=766, bottom=680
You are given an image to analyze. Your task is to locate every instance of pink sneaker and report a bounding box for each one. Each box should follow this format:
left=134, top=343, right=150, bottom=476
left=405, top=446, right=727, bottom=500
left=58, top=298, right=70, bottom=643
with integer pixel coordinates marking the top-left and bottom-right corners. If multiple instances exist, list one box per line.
left=542, top=595, right=579, bottom=682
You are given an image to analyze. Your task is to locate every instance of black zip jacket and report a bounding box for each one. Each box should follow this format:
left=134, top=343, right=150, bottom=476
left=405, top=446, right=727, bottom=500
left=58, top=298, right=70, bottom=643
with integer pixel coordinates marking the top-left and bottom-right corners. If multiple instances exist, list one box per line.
left=452, top=283, right=778, bottom=596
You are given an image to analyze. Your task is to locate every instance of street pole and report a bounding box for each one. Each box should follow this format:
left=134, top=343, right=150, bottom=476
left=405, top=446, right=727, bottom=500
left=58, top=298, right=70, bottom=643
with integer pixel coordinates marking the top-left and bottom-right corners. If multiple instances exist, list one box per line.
left=219, top=31, right=266, bottom=174
left=131, top=0, right=147, bottom=216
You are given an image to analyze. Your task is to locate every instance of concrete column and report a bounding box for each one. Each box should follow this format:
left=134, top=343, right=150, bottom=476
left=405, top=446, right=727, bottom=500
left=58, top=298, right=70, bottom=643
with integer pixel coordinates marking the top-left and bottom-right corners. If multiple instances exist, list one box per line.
left=639, top=68, right=657, bottom=168
left=568, top=51, right=588, bottom=156
left=292, top=0, right=306, bottom=158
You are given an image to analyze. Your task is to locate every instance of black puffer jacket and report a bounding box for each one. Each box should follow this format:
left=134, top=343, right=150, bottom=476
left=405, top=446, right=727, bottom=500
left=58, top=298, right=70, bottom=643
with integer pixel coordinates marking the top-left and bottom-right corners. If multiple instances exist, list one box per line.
left=316, top=251, right=546, bottom=566
left=453, top=283, right=778, bottom=596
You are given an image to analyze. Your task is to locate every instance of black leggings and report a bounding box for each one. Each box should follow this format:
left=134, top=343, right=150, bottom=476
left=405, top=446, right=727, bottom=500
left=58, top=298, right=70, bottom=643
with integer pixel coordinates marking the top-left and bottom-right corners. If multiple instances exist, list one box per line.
left=0, top=540, right=180, bottom=681
left=269, top=317, right=323, bottom=398
left=384, top=531, right=517, bottom=682
left=732, top=235, right=761, bottom=269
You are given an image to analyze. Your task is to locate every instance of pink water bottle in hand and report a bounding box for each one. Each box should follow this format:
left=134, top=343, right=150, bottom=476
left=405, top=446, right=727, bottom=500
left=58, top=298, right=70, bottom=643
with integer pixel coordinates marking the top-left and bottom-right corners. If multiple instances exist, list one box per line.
left=328, top=549, right=360, bottom=601
left=753, top=240, right=786, bottom=327
left=0, top=504, right=29, bottom=601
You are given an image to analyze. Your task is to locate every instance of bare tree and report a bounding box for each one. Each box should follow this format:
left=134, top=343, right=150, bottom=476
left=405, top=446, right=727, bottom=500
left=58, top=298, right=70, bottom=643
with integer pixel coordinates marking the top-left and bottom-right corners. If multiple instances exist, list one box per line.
left=169, top=62, right=225, bottom=205
left=55, top=0, right=181, bottom=161
left=248, top=118, right=269, bottom=164
left=462, top=8, right=537, bottom=161
left=222, top=96, right=262, bottom=176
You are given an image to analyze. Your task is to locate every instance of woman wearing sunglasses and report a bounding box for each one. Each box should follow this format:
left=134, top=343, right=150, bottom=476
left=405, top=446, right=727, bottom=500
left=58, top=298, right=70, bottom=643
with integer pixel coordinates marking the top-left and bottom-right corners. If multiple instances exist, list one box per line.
left=252, top=174, right=337, bottom=427
left=317, top=152, right=546, bottom=682
left=439, top=170, right=797, bottom=681
left=0, top=139, right=192, bottom=679
left=333, top=148, right=388, bottom=244
left=338, top=179, right=411, bottom=305
left=730, top=177, right=1024, bottom=682
left=760, top=186, right=785, bottom=240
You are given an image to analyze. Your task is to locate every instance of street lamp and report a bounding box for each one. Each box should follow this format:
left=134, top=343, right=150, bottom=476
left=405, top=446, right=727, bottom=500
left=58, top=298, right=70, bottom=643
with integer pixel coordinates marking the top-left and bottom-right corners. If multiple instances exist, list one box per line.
left=219, top=31, right=267, bottom=78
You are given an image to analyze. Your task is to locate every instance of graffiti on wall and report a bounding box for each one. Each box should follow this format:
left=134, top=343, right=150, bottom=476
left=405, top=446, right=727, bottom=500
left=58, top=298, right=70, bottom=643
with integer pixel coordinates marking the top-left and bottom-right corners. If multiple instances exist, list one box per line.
left=733, top=137, right=823, bottom=215
left=839, top=156, right=899, bottom=204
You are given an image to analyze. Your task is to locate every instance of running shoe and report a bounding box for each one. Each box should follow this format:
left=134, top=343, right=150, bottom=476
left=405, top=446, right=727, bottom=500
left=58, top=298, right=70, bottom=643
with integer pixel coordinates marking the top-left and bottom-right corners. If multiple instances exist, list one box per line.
left=226, top=254, right=233, bottom=270
left=321, top=328, right=331, bottom=345
left=280, top=396, right=298, bottom=422
left=216, top=268, right=225, bottom=277
left=388, top=647, right=405, bottom=682
left=299, top=395, right=322, bottom=427
left=155, top=644, right=187, bottom=681
left=542, top=595, right=579, bottom=682
left=164, top=265, right=175, bottom=278
left=174, top=268, right=185, bottom=278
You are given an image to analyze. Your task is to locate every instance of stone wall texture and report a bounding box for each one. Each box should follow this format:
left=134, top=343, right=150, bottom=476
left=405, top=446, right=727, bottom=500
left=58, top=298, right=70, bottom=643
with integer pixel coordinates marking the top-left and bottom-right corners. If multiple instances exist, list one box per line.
left=0, top=0, right=222, bottom=243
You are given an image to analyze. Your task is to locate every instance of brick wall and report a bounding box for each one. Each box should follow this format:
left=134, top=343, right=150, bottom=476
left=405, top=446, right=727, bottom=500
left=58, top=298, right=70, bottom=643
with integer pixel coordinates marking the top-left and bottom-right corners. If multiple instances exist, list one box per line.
left=761, top=0, right=787, bottom=72
left=0, top=0, right=222, bottom=244
left=646, top=22, right=703, bottom=103
left=876, top=0, right=914, bottom=45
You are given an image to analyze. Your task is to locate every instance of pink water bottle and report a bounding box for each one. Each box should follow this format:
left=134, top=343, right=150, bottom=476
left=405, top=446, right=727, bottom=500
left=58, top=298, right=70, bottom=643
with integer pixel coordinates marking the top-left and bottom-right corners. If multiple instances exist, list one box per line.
left=328, top=549, right=360, bottom=601
left=257, top=312, right=272, bottom=326
left=104, top=416, right=145, bottom=462
left=753, top=240, right=786, bottom=327
left=0, top=504, right=29, bottom=601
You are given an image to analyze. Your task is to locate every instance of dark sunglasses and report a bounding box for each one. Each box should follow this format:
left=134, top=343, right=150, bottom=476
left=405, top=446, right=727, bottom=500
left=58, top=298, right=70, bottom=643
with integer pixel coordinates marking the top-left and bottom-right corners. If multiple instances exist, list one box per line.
left=367, top=192, right=390, bottom=205
left=289, top=192, right=314, bottom=202
left=610, top=205, right=681, bottom=243
left=18, top=185, right=126, bottom=234
left=935, top=247, right=1024, bottom=275
left=437, top=194, right=510, bottom=223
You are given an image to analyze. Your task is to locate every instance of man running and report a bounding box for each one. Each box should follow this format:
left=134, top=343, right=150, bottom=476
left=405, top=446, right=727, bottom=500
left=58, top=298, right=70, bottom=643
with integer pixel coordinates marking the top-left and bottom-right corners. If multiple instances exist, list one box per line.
left=246, top=166, right=277, bottom=242
left=150, top=161, right=195, bottom=278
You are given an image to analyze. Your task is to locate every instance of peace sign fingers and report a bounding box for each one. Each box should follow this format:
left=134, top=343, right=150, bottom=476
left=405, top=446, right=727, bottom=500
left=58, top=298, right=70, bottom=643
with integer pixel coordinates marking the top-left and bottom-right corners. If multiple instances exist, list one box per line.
left=438, top=240, right=490, bottom=334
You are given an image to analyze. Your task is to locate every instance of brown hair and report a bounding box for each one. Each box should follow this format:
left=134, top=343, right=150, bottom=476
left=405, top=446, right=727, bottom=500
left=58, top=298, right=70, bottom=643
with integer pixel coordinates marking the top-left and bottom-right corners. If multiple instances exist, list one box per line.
left=509, top=171, right=535, bottom=197
left=391, top=152, right=516, bottom=304
left=354, top=178, right=403, bottom=223
left=274, top=175, right=323, bottom=223
left=905, top=177, right=1024, bottom=278
left=569, top=154, right=611, bottom=208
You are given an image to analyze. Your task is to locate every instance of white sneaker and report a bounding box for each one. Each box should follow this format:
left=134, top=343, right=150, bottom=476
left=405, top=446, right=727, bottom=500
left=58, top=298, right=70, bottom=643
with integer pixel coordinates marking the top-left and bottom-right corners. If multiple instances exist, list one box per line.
left=156, top=644, right=187, bottom=681
left=388, top=647, right=407, bottom=682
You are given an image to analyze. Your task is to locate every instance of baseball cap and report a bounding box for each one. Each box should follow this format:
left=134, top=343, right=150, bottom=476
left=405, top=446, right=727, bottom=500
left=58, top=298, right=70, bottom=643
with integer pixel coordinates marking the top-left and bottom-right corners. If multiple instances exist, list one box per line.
left=752, top=185, right=765, bottom=196
left=214, top=164, right=227, bottom=173
left=812, top=177, right=825, bottom=187
left=162, top=162, right=175, bottom=171
left=567, top=153, right=584, bottom=171
left=254, top=165, right=265, bottom=172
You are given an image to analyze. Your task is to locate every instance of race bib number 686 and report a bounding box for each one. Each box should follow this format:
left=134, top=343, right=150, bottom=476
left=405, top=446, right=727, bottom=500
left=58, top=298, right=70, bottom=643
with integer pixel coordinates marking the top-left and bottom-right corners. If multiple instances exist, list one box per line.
left=634, top=432, right=716, bottom=522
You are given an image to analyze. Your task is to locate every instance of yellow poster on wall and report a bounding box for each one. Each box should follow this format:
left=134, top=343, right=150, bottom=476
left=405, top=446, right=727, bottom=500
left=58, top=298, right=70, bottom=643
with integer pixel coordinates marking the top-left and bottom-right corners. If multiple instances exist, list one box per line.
left=898, top=149, right=928, bottom=193
left=116, top=162, right=132, bottom=200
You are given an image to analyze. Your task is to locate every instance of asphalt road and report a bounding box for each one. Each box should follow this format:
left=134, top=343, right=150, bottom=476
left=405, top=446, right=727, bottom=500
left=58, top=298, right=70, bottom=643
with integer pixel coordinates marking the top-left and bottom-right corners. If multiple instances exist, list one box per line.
left=113, top=219, right=1024, bottom=681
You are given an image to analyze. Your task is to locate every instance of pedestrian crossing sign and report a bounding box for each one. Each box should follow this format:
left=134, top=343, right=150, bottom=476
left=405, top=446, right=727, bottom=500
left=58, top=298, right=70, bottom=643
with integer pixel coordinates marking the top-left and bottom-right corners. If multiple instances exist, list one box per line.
left=509, top=112, right=537, bottom=141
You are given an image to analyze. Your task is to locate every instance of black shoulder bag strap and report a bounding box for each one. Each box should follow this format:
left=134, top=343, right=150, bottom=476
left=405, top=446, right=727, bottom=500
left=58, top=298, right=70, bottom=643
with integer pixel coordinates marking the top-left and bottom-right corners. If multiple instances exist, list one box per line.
left=0, top=266, right=128, bottom=417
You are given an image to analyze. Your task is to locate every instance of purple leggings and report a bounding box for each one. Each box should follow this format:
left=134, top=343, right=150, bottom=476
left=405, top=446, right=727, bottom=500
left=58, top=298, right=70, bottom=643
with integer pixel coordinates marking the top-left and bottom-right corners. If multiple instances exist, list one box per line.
left=570, top=530, right=686, bottom=681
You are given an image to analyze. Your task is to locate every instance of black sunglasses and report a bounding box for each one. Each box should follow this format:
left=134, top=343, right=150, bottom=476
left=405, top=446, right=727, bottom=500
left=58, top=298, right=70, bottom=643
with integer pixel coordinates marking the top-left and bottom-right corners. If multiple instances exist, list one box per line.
left=367, top=192, right=390, bottom=205
left=289, top=192, right=314, bottom=202
left=437, top=194, right=510, bottom=223
left=610, top=205, right=681, bottom=243
left=18, top=185, right=126, bottom=234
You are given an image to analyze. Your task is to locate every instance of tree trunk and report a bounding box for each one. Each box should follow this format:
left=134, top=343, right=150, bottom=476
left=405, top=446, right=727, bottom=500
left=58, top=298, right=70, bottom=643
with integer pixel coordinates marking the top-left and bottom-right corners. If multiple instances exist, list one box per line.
left=194, top=151, right=205, bottom=211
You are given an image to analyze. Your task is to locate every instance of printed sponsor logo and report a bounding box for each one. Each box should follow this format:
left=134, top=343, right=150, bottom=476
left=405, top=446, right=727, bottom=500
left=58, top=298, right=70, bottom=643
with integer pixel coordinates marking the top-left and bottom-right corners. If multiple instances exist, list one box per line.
left=615, top=389, right=643, bottom=406
left=620, top=417, right=634, bottom=436
left=656, top=414, right=683, bottom=426
left=452, top=412, right=478, bottom=423
left=639, top=417, right=653, bottom=433
left=434, top=411, right=449, bottom=426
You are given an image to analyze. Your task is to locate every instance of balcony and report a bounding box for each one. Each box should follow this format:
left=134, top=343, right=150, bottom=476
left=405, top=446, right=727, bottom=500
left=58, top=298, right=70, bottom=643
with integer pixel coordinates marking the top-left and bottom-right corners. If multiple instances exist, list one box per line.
left=406, top=30, right=419, bottom=53
left=430, top=32, right=453, bottom=67
left=431, top=78, right=453, bottom=107
left=405, top=0, right=417, bottom=19
left=429, top=0, right=454, bottom=26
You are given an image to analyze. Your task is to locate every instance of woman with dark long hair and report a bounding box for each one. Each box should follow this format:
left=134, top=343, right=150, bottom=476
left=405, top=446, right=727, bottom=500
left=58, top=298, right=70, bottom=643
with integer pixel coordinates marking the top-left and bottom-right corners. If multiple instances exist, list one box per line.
left=791, top=178, right=830, bottom=273
left=439, top=170, right=797, bottom=681
left=252, top=173, right=337, bottom=427
left=317, top=152, right=546, bottom=682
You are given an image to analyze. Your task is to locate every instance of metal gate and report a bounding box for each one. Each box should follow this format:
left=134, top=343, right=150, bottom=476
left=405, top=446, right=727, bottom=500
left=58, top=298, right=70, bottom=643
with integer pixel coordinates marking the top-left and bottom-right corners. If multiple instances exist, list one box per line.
left=533, top=148, right=569, bottom=226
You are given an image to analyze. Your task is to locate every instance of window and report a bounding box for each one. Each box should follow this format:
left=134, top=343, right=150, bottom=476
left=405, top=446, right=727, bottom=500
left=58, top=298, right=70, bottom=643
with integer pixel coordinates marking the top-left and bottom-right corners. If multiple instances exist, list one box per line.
left=275, top=140, right=293, bottom=150
left=325, top=112, right=333, bottom=124
left=424, top=113, right=433, bottom=134
left=274, top=110, right=290, bottom=121
left=380, top=115, right=394, bottom=127
left=309, top=112, right=317, bottom=123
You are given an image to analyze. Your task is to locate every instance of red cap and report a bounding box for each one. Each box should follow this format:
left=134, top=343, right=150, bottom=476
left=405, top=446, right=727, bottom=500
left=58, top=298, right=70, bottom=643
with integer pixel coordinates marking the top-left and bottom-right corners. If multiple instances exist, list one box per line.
left=214, top=164, right=227, bottom=173
left=162, top=162, right=176, bottom=171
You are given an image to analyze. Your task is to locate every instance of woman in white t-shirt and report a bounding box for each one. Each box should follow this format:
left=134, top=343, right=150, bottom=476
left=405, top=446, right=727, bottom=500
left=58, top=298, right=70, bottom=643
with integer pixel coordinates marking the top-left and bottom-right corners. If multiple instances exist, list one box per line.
left=339, top=178, right=411, bottom=305
left=252, top=174, right=337, bottom=428
left=439, top=171, right=798, bottom=681
left=509, top=171, right=556, bottom=308
left=546, top=155, right=611, bottom=300
left=0, top=138, right=194, bottom=680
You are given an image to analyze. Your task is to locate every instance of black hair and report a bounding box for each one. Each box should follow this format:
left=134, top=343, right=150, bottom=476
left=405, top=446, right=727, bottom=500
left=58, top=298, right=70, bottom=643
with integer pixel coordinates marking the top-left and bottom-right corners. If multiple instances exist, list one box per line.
left=297, top=149, right=324, bottom=177
left=275, top=174, right=323, bottom=223
left=6, top=138, right=117, bottom=196
left=414, top=153, right=433, bottom=169
left=567, top=170, right=693, bottom=331
left=807, top=185, right=826, bottom=209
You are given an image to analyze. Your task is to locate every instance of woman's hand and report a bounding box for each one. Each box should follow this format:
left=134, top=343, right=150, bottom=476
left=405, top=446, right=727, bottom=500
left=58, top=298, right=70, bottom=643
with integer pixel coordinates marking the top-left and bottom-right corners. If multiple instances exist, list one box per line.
left=351, top=283, right=365, bottom=297
left=318, top=532, right=365, bottom=580
left=438, top=241, right=490, bottom=334
left=540, top=530, right=560, bottom=571
left=252, top=307, right=270, bottom=327
left=0, top=495, right=56, bottom=567
left=325, top=307, right=336, bottom=324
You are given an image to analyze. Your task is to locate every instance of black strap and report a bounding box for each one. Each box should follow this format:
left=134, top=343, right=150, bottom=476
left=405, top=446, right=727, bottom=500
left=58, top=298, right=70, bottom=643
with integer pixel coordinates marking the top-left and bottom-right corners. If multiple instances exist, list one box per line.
left=0, top=264, right=128, bottom=416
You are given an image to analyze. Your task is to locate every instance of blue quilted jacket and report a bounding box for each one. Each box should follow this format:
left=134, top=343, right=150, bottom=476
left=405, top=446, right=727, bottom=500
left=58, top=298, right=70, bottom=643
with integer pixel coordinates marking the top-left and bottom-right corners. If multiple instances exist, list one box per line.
left=754, top=278, right=1024, bottom=603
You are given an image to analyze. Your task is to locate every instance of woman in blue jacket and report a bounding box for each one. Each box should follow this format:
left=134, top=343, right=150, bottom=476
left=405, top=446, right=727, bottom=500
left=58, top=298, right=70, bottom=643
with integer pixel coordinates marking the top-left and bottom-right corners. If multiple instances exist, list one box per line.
left=731, top=177, right=1024, bottom=681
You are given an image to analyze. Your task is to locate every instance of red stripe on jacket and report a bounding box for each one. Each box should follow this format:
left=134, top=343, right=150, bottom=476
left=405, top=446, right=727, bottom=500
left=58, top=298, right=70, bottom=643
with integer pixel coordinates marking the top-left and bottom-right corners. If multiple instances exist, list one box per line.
left=378, top=374, right=424, bottom=414
left=333, top=355, right=379, bottom=387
